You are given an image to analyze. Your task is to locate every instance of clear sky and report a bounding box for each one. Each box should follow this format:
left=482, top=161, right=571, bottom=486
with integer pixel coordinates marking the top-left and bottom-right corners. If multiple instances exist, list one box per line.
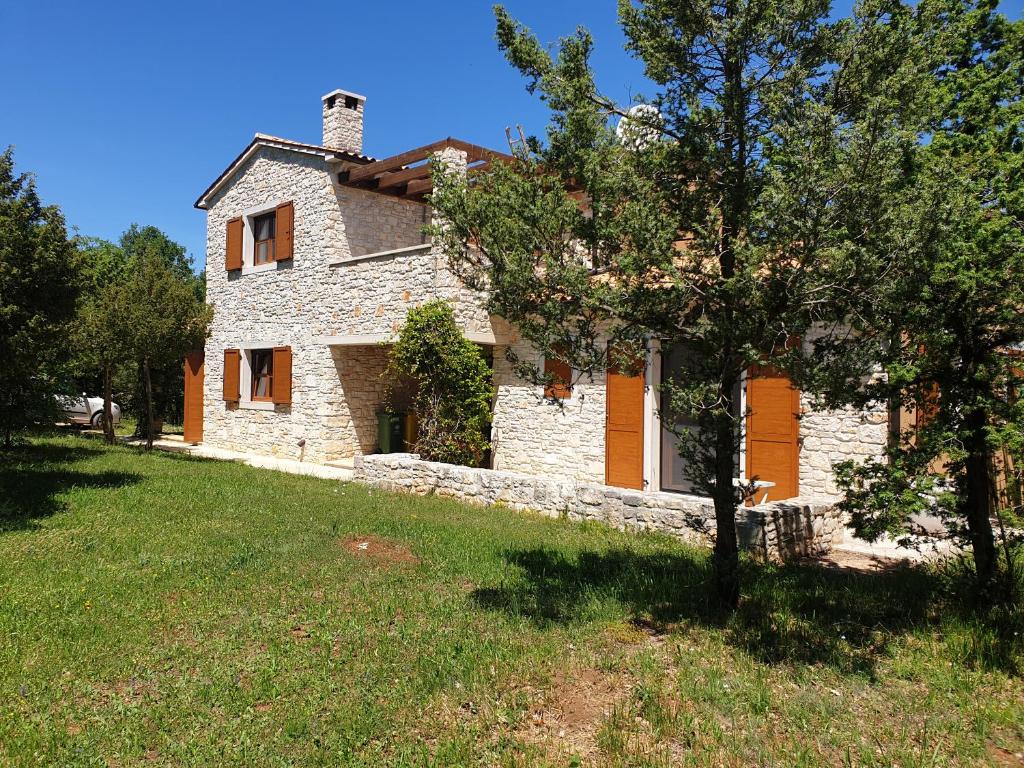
left=2, top=1, right=1020, bottom=272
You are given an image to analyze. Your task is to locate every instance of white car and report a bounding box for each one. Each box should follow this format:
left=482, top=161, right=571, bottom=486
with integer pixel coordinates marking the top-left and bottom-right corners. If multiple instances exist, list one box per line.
left=58, top=395, right=122, bottom=428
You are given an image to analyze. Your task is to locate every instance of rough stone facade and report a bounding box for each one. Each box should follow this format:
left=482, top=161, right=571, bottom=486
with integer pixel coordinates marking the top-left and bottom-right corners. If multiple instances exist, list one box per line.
left=491, top=339, right=607, bottom=484
left=354, top=453, right=845, bottom=561
left=322, top=90, right=365, bottom=154
left=201, top=142, right=492, bottom=463
left=198, top=101, right=889, bottom=503
left=799, top=396, right=889, bottom=500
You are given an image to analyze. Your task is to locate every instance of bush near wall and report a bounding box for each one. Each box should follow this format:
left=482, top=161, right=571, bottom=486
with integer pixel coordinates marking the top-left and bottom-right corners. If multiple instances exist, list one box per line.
left=385, top=300, right=494, bottom=467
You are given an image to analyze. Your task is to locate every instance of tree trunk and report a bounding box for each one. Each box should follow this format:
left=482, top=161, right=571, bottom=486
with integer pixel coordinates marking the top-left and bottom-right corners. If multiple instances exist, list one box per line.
left=102, top=363, right=115, bottom=445
left=962, top=406, right=997, bottom=593
left=712, top=403, right=741, bottom=609
left=142, top=357, right=155, bottom=451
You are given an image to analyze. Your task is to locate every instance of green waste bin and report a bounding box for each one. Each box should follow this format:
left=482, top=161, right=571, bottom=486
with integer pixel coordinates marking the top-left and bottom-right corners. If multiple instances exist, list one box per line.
left=376, top=412, right=405, bottom=453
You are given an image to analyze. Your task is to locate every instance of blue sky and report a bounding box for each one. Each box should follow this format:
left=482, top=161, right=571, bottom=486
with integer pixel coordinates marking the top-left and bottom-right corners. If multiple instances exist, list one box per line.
left=2, top=1, right=1019, bottom=272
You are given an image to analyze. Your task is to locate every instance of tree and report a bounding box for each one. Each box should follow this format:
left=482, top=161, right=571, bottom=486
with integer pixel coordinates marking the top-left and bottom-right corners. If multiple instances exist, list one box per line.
left=806, top=0, right=1024, bottom=598
left=121, top=244, right=212, bottom=450
left=76, top=277, right=132, bottom=444
left=430, top=1, right=921, bottom=607
left=72, top=236, right=130, bottom=443
left=0, top=147, right=81, bottom=448
left=119, top=225, right=205, bottom=429
left=384, top=300, right=494, bottom=467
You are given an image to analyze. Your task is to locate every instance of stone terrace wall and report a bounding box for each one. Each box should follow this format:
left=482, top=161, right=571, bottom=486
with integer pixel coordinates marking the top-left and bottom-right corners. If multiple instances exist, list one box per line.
left=354, top=453, right=844, bottom=562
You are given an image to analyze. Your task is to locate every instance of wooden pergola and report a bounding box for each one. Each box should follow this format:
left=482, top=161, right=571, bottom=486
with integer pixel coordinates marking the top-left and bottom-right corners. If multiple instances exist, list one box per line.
left=335, top=137, right=510, bottom=201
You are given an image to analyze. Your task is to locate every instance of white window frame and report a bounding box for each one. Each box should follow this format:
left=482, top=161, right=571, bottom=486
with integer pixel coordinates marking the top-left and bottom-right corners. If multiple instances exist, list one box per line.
left=650, top=344, right=749, bottom=496
left=240, top=198, right=289, bottom=276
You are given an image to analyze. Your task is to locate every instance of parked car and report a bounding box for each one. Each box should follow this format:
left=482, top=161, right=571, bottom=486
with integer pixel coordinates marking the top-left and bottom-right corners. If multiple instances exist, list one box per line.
left=57, top=395, right=122, bottom=428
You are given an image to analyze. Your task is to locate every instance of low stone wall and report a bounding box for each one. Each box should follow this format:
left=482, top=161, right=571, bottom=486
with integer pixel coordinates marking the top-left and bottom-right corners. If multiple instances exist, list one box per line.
left=353, top=454, right=844, bottom=562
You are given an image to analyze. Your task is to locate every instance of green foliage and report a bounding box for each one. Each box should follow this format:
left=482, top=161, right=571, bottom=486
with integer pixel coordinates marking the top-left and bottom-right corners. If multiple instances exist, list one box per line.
left=834, top=450, right=954, bottom=543
left=0, top=147, right=81, bottom=447
left=121, top=244, right=212, bottom=446
left=802, top=0, right=1024, bottom=595
left=73, top=226, right=210, bottom=440
left=385, top=300, right=493, bottom=466
left=431, top=2, right=920, bottom=606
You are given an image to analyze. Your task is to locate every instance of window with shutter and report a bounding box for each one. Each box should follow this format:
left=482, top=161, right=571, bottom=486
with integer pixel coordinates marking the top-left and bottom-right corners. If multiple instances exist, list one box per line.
left=226, top=218, right=243, bottom=271
left=272, top=347, right=292, bottom=405
left=544, top=356, right=572, bottom=400
left=223, top=349, right=241, bottom=402
left=275, top=201, right=294, bottom=261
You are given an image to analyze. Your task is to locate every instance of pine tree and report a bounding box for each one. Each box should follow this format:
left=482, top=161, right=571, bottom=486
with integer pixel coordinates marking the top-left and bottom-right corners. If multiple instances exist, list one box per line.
left=807, top=0, right=1024, bottom=598
left=431, top=1, right=921, bottom=607
left=0, top=147, right=81, bottom=447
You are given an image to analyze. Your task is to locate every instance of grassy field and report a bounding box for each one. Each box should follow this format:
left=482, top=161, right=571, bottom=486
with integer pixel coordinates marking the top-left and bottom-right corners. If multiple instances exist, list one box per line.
left=0, top=435, right=1021, bottom=767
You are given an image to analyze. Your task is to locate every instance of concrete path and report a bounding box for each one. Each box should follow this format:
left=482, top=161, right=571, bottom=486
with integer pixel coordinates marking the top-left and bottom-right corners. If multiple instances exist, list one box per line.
left=119, top=434, right=354, bottom=481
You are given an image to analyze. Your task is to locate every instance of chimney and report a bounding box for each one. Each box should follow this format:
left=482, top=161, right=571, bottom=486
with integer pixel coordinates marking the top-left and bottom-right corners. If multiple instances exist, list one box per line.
left=322, top=88, right=365, bottom=155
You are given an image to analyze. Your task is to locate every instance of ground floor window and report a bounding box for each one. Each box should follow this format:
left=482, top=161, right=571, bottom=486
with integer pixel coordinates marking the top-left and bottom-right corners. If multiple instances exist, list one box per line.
left=659, top=345, right=741, bottom=494
left=250, top=349, right=274, bottom=401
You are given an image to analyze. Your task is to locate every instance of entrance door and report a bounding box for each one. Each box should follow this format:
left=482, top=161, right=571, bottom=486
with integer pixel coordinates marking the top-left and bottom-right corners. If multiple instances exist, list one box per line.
left=184, top=350, right=205, bottom=444
left=605, top=347, right=645, bottom=490
left=745, top=365, right=800, bottom=501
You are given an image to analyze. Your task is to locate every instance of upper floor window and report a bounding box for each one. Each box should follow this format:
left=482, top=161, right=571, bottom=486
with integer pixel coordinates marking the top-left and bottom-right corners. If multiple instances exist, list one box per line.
left=225, top=201, right=293, bottom=273
left=253, top=212, right=276, bottom=265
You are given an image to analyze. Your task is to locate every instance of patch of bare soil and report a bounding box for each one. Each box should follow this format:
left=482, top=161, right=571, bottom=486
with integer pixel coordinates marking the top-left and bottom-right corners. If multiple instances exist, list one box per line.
left=340, top=534, right=419, bottom=567
left=518, top=666, right=632, bottom=760
left=991, top=745, right=1024, bottom=766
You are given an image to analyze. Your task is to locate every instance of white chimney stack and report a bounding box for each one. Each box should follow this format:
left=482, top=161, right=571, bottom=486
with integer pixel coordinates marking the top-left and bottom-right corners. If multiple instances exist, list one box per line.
left=322, top=88, right=365, bottom=155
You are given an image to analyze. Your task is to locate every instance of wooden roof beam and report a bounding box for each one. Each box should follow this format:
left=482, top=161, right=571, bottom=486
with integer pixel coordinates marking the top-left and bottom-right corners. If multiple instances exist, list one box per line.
left=375, top=163, right=433, bottom=190
left=347, top=138, right=510, bottom=183
left=405, top=177, right=434, bottom=197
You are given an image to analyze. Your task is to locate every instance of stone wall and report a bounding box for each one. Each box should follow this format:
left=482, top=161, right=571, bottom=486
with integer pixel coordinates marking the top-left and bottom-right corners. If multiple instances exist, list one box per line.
left=490, top=338, right=608, bottom=484
left=332, top=186, right=428, bottom=263
left=799, top=396, right=889, bottom=500
left=797, top=329, right=890, bottom=500
left=329, top=346, right=390, bottom=459
left=202, top=144, right=498, bottom=463
left=354, top=453, right=845, bottom=562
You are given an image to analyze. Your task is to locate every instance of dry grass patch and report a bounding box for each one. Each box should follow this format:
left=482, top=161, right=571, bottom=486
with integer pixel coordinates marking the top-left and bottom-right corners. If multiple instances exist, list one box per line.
left=340, top=533, right=420, bottom=566
left=517, top=665, right=634, bottom=762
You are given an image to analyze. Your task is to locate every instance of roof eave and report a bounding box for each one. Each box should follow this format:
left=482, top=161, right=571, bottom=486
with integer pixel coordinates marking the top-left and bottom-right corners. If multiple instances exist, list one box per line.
left=194, top=134, right=373, bottom=210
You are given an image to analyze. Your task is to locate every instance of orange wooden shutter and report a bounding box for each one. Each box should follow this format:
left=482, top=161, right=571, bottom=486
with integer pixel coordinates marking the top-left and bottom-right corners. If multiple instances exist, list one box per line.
left=272, top=346, right=292, bottom=405
left=605, top=344, right=645, bottom=490
left=275, top=201, right=294, bottom=261
left=544, top=356, right=572, bottom=399
left=183, top=351, right=205, bottom=443
left=746, top=364, right=800, bottom=501
left=222, top=349, right=241, bottom=402
left=226, top=217, right=243, bottom=271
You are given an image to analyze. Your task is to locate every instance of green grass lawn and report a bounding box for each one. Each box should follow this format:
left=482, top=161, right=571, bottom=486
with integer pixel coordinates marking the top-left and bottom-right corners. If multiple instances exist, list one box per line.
left=0, top=435, right=1021, bottom=767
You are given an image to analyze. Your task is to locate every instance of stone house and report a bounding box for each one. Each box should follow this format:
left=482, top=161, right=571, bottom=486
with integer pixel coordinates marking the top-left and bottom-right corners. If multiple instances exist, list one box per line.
left=188, top=87, right=889, bottom=519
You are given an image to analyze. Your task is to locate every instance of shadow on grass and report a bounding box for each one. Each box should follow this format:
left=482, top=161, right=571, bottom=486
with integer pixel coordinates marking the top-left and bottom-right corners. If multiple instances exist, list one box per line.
left=0, top=441, right=141, bottom=532
left=473, top=546, right=1019, bottom=678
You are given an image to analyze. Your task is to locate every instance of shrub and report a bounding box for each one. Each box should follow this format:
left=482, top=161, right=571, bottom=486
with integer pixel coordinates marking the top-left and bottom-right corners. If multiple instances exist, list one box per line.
left=385, top=300, right=493, bottom=466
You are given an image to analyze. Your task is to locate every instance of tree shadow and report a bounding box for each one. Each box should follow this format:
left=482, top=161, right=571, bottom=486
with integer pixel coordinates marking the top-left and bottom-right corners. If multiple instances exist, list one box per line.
left=471, top=546, right=970, bottom=679
left=0, top=442, right=141, bottom=532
